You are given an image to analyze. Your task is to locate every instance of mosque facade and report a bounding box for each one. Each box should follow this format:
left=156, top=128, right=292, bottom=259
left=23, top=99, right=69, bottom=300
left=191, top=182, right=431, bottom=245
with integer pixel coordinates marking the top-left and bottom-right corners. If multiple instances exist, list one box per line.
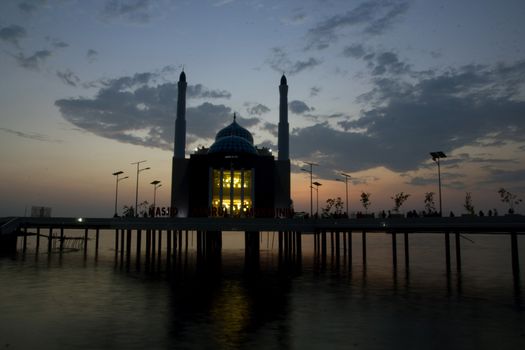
left=171, top=72, right=292, bottom=217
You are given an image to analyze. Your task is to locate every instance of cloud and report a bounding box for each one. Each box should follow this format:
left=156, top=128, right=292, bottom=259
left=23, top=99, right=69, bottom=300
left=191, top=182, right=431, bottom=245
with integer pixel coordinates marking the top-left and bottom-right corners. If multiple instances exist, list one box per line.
left=12, top=49, right=52, bottom=70
left=291, top=60, right=525, bottom=179
left=0, top=127, right=61, bottom=143
left=0, top=24, right=27, bottom=47
left=289, top=100, right=313, bottom=114
left=52, top=40, right=69, bottom=49
left=310, top=86, right=321, bottom=97
left=102, top=0, right=154, bottom=23
left=262, top=122, right=278, bottom=137
left=306, top=0, right=410, bottom=50
left=57, top=69, right=81, bottom=87
left=246, top=103, right=270, bottom=116
left=18, top=0, right=48, bottom=14
left=55, top=70, right=235, bottom=150
left=187, top=84, right=231, bottom=99
left=342, top=44, right=366, bottom=58
left=267, top=47, right=321, bottom=75
left=483, top=169, right=525, bottom=184
left=343, top=45, right=411, bottom=76
left=86, top=49, right=98, bottom=63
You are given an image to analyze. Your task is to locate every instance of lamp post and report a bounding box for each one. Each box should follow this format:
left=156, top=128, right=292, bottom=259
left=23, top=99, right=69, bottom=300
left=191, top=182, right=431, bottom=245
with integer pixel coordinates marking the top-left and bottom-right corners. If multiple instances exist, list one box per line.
left=336, top=172, right=351, bottom=217
left=312, top=181, right=322, bottom=218
left=131, top=160, right=150, bottom=217
left=150, top=180, right=161, bottom=216
left=430, top=151, right=446, bottom=216
left=112, top=171, right=128, bottom=217
left=301, top=161, right=318, bottom=218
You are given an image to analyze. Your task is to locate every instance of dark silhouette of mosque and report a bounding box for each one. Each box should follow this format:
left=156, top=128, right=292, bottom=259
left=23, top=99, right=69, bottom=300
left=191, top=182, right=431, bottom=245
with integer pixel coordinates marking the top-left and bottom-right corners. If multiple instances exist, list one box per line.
left=171, top=72, right=292, bottom=217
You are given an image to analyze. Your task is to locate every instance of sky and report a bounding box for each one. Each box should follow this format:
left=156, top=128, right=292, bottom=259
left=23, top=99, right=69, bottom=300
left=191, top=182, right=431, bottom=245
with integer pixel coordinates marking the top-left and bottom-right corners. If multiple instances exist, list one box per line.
left=1, top=0, right=525, bottom=217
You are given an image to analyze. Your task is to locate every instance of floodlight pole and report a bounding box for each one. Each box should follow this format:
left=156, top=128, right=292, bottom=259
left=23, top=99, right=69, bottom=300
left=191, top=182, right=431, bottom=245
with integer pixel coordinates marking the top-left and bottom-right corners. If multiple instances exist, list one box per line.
left=430, top=152, right=447, bottom=217
left=313, top=181, right=322, bottom=217
left=112, top=171, right=128, bottom=217
left=132, top=160, right=150, bottom=217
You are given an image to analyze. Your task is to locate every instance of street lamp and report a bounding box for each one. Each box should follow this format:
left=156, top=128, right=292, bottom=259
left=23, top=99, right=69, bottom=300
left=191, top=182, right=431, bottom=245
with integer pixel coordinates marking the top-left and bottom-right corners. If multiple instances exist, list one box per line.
left=131, top=160, right=150, bottom=217
left=430, top=151, right=446, bottom=216
left=150, top=180, right=161, bottom=216
left=312, top=181, right=322, bottom=217
left=112, top=171, right=129, bottom=217
left=336, top=172, right=351, bottom=217
left=301, top=161, right=318, bottom=217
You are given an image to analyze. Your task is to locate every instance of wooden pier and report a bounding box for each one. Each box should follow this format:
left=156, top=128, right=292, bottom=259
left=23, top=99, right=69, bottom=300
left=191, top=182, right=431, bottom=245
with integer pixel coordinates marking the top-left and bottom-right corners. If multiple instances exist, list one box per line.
left=1, top=216, right=524, bottom=279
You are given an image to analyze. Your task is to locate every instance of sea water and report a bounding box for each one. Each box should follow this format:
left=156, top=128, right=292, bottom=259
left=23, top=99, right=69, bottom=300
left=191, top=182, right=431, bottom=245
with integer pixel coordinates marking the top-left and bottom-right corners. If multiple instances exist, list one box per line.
left=0, top=231, right=524, bottom=349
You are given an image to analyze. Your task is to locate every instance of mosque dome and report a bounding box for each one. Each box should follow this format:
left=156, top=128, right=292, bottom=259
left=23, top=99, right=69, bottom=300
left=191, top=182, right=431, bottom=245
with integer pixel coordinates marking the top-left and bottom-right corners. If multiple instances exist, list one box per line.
left=215, top=114, right=254, bottom=145
left=208, top=135, right=257, bottom=155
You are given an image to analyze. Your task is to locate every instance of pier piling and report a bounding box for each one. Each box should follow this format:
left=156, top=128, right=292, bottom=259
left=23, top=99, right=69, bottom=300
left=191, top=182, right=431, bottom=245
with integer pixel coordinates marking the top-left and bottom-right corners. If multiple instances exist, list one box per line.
left=445, top=232, right=451, bottom=274
left=455, top=232, right=461, bottom=273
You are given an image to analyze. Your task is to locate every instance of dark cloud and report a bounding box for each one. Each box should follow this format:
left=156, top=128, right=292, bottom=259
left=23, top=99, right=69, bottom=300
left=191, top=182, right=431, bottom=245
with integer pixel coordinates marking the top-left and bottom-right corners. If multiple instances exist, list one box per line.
left=289, top=100, right=313, bottom=114
left=342, top=44, right=366, bottom=58
left=262, top=122, right=278, bottom=137
left=187, top=84, right=231, bottom=99
left=12, top=49, right=52, bottom=70
left=52, top=40, right=69, bottom=49
left=18, top=0, right=47, bottom=14
left=267, top=47, right=321, bottom=75
left=306, top=0, right=410, bottom=50
left=0, top=25, right=27, bottom=47
left=86, top=49, right=98, bottom=62
left=55, top=70, right=234, bottom=150
left=310, top=86, right=321, bottom=97
left=483, top=169, right=525, bottom=184
left=0, top=127, right=61, bottom=143
left=57, top=69, right=81, bottom=87
left=291, top=60, right=525, bottom=179
left=343, top=45, right=410, bottom=76
left=246, top=103, right=270, bottom=116
left=102, top=0, right=153, bottom=23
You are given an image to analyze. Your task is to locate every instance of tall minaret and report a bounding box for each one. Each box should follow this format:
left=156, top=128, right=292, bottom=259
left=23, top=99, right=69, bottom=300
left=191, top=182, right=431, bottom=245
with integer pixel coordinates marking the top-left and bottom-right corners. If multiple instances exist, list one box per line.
left=278, top=74, right=289, bottom=161
left=171, top=71, right=189, bottom=217
left=174, top=71, right=187, bottom=158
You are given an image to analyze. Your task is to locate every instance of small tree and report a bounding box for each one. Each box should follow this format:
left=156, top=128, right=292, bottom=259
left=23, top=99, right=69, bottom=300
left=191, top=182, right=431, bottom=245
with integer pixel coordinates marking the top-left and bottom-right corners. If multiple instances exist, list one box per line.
left=498, top=188, right=522, bottom=214
left=360, top=192, right=371, bottom=213
left=424, top=192, right=436, bottom=215
left=122, top=205, right=135, bottom=217
left=391, top=192, right=410, bottom=213
left=322, top=197, right=344, bottom=218
left=137, top=200, right=150, bottom=217
left=463, top=192, right=475, bottom=215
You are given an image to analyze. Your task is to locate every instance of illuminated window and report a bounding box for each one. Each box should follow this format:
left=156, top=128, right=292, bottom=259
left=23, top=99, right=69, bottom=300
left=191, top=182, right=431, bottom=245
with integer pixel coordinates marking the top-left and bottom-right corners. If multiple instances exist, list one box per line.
left=211, top=168, right=253, bottom=216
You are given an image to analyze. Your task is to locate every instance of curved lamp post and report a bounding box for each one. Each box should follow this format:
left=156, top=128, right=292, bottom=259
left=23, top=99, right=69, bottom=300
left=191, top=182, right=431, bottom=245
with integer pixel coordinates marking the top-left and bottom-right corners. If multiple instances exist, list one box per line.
left=301, top=161, right=318, bottom=217
left=131, top=160, right=150, bottom=217
left=336, top=172, right=351, bottom=217
left=150, top=180, right=161, bottom=217
left=112, top=171, right=129, bottom=217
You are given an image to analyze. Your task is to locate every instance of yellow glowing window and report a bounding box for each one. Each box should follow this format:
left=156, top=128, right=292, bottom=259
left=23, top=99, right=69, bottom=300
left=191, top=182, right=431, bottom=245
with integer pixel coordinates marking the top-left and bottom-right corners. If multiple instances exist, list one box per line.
left=211, top=168, right=253, bottom=216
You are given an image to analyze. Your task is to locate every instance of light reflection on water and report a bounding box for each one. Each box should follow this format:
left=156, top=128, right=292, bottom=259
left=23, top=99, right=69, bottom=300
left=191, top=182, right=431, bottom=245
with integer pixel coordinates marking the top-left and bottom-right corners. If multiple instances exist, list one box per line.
left=0, top=231, right=524, bottom=349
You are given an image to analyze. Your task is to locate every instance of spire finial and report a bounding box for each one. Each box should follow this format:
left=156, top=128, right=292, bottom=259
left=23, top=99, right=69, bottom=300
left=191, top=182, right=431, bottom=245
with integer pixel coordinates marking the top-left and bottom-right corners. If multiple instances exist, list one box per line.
left=233, top=112, right=236, bottom=121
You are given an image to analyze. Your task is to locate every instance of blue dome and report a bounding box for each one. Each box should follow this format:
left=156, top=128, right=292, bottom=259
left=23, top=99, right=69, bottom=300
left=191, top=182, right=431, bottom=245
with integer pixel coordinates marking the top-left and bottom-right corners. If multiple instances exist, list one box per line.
left=216, top=118, right=254, bottom=145
left=208, top=135, right=257, bottom=155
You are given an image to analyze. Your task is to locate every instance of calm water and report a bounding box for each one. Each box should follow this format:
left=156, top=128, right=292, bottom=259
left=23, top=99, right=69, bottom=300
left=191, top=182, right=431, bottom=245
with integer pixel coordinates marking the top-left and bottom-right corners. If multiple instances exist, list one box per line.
left=1, top=231, right=524, bottom=349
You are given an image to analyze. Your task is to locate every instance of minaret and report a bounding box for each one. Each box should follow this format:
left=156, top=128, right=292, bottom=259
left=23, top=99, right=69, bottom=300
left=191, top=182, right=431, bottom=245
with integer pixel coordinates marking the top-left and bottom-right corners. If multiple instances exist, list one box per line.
left=278, top=74, right=289, bottom=161
left=174, top=71, right=187, bottom=158
left=171, top=71, right=189, bottom=217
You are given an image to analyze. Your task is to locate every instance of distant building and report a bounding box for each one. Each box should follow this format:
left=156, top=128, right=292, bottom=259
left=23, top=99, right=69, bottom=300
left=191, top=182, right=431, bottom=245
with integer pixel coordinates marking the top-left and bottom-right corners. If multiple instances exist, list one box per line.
left=171, top=72, right=291, bottom=217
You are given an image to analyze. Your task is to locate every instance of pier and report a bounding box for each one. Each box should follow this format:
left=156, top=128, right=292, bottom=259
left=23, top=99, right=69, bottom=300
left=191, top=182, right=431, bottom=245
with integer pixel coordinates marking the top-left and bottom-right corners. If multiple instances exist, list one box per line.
left=1, top=216, right=524, bottom=280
